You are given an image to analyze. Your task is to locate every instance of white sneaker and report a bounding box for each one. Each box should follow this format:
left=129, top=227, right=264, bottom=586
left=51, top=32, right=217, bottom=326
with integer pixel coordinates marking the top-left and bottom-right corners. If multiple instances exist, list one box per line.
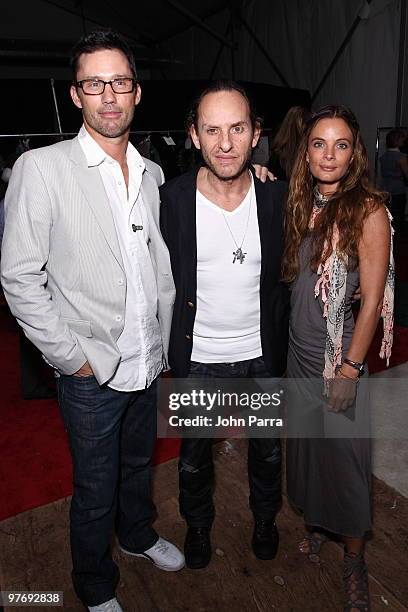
left=88, top=598, right=123, bottom=612
left=119, top=536, right=185, bottom=571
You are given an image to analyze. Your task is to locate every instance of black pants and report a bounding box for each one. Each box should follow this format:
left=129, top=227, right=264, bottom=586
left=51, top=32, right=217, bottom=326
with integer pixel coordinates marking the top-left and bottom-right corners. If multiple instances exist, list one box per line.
left=391, top=193, right=406, bottom=234
left=19, top=330, right=55, bottom=398
left=179, top=357, right=282, bottom=528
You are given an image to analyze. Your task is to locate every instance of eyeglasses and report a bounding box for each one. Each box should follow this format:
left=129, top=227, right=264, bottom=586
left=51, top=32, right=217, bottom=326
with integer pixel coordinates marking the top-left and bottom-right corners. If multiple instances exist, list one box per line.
left=75, top=78, right=137, bottom=95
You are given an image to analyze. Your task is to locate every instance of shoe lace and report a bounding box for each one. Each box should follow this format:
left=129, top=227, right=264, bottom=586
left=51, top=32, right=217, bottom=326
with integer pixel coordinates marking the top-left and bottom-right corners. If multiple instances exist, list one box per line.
left=95, top=599, right=122, bottom=612
left=154, top=539, right=169, bottom=555
left=191, top=527, right=208, bottom=541
left=186, top=527, right=209, bottom=547
left=255, top=520, right=275, bottom=536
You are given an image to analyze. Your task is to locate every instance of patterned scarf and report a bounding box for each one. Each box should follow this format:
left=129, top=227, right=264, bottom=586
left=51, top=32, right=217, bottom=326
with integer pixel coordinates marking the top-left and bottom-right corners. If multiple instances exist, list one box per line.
left=310, top=187, right=395, bottom=382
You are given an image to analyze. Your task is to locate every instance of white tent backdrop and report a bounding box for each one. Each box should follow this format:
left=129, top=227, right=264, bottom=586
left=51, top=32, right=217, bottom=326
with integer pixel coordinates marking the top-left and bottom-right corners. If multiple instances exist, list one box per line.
left=163, top=0, right=401, bottom=166
left=0, top=1, right=403, bottom=167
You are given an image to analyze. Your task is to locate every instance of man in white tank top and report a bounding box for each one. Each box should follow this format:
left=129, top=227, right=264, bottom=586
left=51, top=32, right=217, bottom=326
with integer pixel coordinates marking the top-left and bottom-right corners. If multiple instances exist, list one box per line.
left=160, top=82, right=289, bottom=570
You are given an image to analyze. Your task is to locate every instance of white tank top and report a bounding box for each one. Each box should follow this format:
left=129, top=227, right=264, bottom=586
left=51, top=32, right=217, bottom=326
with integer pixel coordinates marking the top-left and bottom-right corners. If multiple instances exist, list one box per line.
left=191, top=176, right=262, bottom=363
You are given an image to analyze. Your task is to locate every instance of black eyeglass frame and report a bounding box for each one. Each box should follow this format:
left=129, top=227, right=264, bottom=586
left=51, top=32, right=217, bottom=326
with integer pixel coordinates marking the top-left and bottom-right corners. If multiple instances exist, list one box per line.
left=75, top=78, right=138, bottom=95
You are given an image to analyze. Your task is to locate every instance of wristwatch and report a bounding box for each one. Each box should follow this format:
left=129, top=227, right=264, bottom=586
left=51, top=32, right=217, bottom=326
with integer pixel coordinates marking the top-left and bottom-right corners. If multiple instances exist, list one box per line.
left=343, top=358, right=365, bottom=377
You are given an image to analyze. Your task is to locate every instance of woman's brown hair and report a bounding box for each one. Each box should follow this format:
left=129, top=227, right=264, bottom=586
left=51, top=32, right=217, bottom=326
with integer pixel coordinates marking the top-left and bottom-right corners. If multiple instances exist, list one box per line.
left=282, top=105, right=388, bottom=283
left=271, top=106, right=310, bottom=178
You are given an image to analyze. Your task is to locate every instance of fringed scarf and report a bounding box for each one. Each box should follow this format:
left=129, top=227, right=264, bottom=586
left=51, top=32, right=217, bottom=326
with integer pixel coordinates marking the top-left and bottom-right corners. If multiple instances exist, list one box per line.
left=310, top=187, right=394, bottom=383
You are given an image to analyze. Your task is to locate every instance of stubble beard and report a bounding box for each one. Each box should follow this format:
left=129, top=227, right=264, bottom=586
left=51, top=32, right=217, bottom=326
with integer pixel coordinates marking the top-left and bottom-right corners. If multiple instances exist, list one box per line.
left=84, top=107, right=134, bottom=139
left=202, top=146, right=253, bottom=182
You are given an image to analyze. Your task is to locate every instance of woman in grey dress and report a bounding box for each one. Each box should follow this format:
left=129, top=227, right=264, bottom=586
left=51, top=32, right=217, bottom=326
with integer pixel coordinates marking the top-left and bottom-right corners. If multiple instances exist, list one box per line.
left=283, top=106, right=394, bottom=612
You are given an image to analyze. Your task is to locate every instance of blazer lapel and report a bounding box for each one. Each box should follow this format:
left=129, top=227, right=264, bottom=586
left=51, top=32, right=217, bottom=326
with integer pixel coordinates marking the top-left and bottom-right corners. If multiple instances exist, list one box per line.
left=70, top=138, right=124, bottom=270
left=253, top=175, right=273, bottom=285
left=139, top=176, right=172, bottom=273
left=139, top=171, right=159, bottom=226
left=179, top=169, right=198, bottom=292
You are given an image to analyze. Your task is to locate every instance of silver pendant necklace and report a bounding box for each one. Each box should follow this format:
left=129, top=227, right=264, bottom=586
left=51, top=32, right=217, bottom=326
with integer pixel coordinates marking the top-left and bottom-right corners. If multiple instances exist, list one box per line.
left=221, top=186, right=252, bottom=264
left=313, top=185, right=330, bottom=208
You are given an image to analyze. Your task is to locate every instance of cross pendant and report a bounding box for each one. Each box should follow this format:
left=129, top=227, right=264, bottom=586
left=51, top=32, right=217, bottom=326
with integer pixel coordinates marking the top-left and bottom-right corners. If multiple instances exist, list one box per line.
left=232, top=247, right=247, bottom=264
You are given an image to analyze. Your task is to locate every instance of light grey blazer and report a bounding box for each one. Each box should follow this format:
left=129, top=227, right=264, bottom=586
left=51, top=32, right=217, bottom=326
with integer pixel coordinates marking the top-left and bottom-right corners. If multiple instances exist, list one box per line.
left=1, top=137, right=175, bottom=385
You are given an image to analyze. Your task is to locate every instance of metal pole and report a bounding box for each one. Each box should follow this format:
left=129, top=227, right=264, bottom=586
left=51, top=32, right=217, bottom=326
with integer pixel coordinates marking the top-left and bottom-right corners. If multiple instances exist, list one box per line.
left=311, top=0, right=373, bottom=102
left=209, top=15, right=232, bottom=79
left=0, top=130, right=189, bottom=139
left=50, top=78, right=63, bottom=137
left=230, top=6, right=236, bottom=79
left=235, top=12, right=290, bottom=88
left=39, top=0, right=142, bottom=46
left=165, top=0, right=235, bottom=49
left=396, top=0, right=407, bottom=125
left=374, top=127, right=380, bottom=183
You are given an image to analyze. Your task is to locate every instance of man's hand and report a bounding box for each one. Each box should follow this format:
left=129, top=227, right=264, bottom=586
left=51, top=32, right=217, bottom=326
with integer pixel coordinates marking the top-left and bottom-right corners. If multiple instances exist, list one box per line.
left=352, top=286, right=361, bottom=302
left=73, top=361, right=94, bottom=377
left=327, top=373, right=357, bottom=412
left=252, top=164, right=277, bottom=183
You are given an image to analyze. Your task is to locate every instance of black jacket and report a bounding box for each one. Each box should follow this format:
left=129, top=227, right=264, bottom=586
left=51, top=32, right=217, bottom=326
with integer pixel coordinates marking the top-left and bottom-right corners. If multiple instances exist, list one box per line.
left=160, top=167, right=289, bottom=377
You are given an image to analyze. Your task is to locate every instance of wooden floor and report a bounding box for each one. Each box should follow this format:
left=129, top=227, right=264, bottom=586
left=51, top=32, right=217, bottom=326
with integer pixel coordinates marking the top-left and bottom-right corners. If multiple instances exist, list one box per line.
left=1, top=439, right=407, bottom=611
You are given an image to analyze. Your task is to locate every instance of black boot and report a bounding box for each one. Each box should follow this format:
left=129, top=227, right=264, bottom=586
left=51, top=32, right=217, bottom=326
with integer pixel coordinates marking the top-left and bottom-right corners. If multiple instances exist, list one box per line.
left=184, top=527, right=212, bottom=569
left=252, top=519, right=279, bottom=560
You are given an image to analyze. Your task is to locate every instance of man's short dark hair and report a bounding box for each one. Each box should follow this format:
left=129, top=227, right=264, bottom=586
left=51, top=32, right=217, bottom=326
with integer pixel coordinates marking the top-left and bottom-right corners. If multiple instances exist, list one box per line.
left=386, top=128, right=403, bottom=149
left=186, top=80, right=262, bottom=133
left=70, top=29, right=137, bottom=81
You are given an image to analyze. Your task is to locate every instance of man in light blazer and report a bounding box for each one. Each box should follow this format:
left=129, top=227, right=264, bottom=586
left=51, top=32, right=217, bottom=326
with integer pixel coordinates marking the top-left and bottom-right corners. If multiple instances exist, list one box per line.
left=1, top=30, right=183, bottom=612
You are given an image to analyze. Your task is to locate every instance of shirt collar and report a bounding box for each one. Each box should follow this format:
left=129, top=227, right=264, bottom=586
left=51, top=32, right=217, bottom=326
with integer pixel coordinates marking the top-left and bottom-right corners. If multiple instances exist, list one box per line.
left=78, top=125, right=145, bottom=173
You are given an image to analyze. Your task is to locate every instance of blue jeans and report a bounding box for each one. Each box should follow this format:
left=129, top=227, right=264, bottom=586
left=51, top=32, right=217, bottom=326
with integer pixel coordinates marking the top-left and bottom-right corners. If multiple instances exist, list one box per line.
left=57, top=375, right=158, bottom=607
left=179, top=356, right=282, bottom=528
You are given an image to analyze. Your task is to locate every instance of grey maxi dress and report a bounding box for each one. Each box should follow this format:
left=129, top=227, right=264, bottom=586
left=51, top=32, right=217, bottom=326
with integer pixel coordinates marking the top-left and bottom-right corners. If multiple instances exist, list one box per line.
left=286, top=236, right=372, bottom=537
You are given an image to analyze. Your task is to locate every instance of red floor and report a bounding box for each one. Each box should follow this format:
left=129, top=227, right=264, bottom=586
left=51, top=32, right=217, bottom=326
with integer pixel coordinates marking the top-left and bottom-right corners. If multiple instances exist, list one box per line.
left=1, top=225, right=407, bottom=520
left=0, top=309, right=180, bottom=520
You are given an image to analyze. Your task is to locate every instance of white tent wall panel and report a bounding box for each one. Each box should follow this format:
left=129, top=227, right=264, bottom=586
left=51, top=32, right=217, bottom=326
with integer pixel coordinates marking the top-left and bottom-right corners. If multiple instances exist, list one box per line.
left=164, top=0, right=401, bottom=166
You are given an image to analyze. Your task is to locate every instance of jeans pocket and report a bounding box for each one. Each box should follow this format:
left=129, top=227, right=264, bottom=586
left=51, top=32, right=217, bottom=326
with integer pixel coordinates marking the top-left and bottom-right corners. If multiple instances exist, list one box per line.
left=188, top=361, right=204, bottom=376
left=59, top=374, right=101, bottom=419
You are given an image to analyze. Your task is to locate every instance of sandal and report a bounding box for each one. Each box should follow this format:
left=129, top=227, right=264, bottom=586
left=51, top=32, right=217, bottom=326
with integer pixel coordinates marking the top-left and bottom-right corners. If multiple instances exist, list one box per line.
left=298, top=531, right=328, bottom=555
left=343, top=552, right=371, bottom=611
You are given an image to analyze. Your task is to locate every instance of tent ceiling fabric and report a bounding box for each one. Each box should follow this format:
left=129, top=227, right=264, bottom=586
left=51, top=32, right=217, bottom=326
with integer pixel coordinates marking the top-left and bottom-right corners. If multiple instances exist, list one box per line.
left=0, top=0, right=230, bottom=47
left=160, top=0, right=401, bottom=166
left=1, top=0, right=403, bottom=165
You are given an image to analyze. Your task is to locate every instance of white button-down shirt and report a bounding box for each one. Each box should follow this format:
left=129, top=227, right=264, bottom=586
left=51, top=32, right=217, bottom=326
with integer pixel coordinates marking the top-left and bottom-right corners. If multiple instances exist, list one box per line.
left=78, top=126, right=163, bottom=391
